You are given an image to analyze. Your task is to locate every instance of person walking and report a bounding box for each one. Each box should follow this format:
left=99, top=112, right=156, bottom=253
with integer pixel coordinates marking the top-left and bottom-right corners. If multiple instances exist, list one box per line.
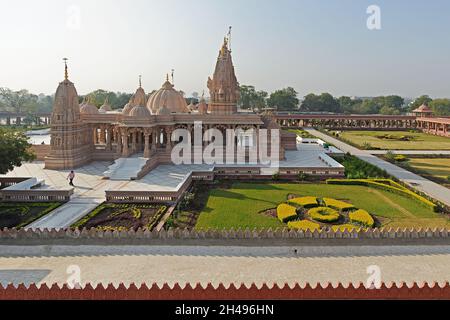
left=67, top=171, right=75, bottom=186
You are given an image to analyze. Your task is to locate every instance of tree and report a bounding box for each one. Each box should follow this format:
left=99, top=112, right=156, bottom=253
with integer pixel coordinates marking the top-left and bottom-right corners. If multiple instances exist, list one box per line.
left=383, top=95, right=404, bottom=110
left=301, top=93, right=341, bottom=113
left=410, top=95, right=433, bottom=111
left=380, top=105, right=400, bottom=115
left=429, top=99, right=450, bottom=116
left=0, top=128, right=35, bottom=174
left=239, top=85, right=268, bottom=110
left=0, top=88, right=38, bottom=114
left=267, top=87, right=299, bottom=111
left=353, top=100, right=379, bottom=114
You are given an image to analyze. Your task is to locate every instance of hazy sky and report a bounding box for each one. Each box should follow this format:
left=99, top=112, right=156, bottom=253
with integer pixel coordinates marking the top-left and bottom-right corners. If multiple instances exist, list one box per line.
left=1, top=0, right=449, bottom=98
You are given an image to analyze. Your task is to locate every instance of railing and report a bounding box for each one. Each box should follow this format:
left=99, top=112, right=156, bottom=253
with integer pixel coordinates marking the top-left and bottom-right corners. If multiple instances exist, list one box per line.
left=0, top=189, right=73, bottom=202
left=0, top=177, right=29, bottom=189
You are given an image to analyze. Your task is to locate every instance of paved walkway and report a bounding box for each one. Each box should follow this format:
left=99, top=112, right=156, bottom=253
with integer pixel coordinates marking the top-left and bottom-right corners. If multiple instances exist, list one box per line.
left=369, top=150, right=450, bottom=155
left=305, top=128, right=450, bottom=206
left=0, top=245, right=449, bottom=286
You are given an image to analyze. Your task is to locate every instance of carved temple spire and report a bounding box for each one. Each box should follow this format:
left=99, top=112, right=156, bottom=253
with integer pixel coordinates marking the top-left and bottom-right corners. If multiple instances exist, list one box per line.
left=207, top=32, right=240, bottom=115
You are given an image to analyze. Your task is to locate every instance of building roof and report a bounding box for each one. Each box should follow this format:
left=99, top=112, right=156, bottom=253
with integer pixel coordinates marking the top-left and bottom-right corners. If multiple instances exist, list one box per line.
left=146, top=77, right=189, bottom=114
left=413, top=104, right=433, bottom=113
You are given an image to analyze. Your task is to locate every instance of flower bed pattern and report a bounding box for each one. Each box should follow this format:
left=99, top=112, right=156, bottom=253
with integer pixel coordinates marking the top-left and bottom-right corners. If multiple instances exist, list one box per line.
left=307, top=207, right=340, bottom=223
left=276, top=204, right=297, bottom=223
left=349, top=209, right=375, bottom=227
left=287, top=220, right=321, bottom=231
left=288, top=197, right=318, bottom=208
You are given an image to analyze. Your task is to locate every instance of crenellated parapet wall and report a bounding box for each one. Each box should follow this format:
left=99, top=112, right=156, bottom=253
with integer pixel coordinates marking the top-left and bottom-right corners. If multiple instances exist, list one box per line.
left=0, top=282, right=449, bottom=300
left=1, top=227, right=449, bottom=246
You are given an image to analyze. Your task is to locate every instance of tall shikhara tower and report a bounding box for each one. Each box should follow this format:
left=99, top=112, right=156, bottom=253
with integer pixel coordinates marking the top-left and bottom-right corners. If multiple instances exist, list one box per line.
left=207, top=37, right=240, bottom=114
left=45, top=60, right=92, bottom=169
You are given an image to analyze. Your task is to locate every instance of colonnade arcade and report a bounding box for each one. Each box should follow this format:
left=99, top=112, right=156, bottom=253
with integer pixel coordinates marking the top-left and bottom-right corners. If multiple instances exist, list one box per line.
left=89, top=123, right=261, bottom=159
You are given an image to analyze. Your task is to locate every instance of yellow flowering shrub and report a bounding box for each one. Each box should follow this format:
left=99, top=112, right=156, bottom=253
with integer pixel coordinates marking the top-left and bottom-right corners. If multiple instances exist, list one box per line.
left=288, top=196, right=318, bottom=208
left=307, top=207, right=340, bottom=223
left=349, top=209, right=375, bottom=227
left=288, top=220, right=321, bottom=231
left=322, top=198, right=355, bottom=211
left=277, top=204, right=298, bottom=223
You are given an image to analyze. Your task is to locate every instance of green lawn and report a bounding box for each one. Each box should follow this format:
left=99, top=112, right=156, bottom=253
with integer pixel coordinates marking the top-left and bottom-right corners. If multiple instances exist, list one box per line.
left=406, top=158, right=450, bottom=187
left=195, top=183, right=450, bottom=230
left=338, top=131, right=450, bottom=150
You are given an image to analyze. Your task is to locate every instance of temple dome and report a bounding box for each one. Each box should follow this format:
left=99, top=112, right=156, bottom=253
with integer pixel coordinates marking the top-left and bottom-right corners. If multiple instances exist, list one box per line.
left=197, top=98, right=208, bottom=114
left=129, top=105, right=151, bottom=118
left=156, top=105, right=171, bottom=115
left=100, top=97, right=112, bottom=112
left=147, top=78, right=189, bottom=114
left=80, top=96, right=99, bottom=115
left=52, top=79, right=81, bottom=124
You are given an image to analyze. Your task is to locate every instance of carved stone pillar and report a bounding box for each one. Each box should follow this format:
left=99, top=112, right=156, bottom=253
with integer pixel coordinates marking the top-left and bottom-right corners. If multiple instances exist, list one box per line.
left=106, top=126, right=112, bottom=151
left=165, top=127, right=173, bottom=151
left=144, top=130, right=150, bottom=158
left=131, top=129, right=137, bottom=153
left=116, top=129, right=122, bottom=154
left=122, top=129, right=129, bottom=157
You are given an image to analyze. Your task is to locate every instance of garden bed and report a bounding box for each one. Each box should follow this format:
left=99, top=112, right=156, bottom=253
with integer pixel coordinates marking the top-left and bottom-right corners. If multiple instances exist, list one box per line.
left=72, top=204, right=167, bottom=231
left=0, top=202, right=61, bottom=228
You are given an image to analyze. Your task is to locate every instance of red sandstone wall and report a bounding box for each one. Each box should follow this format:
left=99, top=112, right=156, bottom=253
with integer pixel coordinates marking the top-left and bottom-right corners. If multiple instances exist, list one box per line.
left=0, top=282, right=448, bottom=300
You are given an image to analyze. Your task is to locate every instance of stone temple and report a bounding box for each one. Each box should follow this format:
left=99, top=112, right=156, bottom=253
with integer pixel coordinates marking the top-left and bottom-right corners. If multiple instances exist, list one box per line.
left=42, top=35, right=344, bottom=183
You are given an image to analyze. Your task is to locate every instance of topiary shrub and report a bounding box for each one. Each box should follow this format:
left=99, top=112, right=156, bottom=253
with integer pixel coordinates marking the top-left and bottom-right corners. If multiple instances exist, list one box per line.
left=349, top=209, right=375, bottom=227
left=307, top=207, right=340, bottom=223
left=288, top=220, right=321, bottom=231
left=277, top=204, right=298, bottom=223
left=288, top=196, right=318, bottom=208
left=322, top=198, right=355, bottom=211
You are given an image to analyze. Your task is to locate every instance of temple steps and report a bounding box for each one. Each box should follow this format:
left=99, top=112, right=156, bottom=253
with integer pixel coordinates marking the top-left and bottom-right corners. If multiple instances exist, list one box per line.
left=103, top=155, right=149, bottom=181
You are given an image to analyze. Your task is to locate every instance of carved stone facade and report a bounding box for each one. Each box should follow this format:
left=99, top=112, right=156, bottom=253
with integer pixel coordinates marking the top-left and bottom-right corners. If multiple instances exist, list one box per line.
left=45, top=78, right=92, bottom=169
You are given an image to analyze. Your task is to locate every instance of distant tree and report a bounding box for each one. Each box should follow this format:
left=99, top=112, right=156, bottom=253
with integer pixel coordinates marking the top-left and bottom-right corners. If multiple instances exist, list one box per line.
left=0, top=128, right=35, bottom=174
left=380, top=105, right=400, bottom=115
left=353, top=100, right=379, bottom=114
left=338, top=96, right=363, bottom=114
left=267, top=87, right=299, bottom=111
left=0, top=88, right=38, bottom=114
left=410, top=95, right=433, bottom=111
left=239, top=85, right=268, bottom=110
left=383, top=95, right=404, bottom=110
left=301, top=93, right=341, bottom=113
left=429, top=99, right=450, bottom=116
left=82, top=90, right=133, bottom=109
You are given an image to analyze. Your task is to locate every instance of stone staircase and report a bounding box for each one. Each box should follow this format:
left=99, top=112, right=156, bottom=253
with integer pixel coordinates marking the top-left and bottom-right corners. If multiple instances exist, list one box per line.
left=103, top=155, right=149, bottom=181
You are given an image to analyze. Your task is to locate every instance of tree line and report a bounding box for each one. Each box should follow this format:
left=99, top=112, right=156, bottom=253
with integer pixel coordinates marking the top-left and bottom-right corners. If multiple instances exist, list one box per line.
left=238, top=85, right=450, bottom=116
left=2, top=86, right=450, bottom=116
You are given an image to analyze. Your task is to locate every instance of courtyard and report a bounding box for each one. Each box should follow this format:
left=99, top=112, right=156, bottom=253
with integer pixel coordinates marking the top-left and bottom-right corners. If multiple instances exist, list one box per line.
left=334, top=130, right=450, bottom=150
left=403, top=158, right=450, bottom=188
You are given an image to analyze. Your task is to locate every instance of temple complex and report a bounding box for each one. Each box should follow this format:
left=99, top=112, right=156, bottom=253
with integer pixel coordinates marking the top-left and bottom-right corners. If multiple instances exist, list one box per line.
left=44, top=37, right=300, bottom=176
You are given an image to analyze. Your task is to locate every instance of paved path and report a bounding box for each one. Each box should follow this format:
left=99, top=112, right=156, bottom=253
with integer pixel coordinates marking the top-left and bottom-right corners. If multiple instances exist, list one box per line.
left=0, top=245, right=449, bottom=286
left=369, top=150, right=450, bottom=155
left=305, top=128, right=450, bottom=206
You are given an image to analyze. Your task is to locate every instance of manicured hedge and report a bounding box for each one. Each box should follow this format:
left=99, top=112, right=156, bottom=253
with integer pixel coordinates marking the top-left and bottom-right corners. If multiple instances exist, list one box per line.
left=288, top=196, right=318, bottom=208
left=322, top=198, right=355, bottom=211
left=349, top=209, right=375, bottom=227
left=307, top=207, right=340, bottom=223
left=277, top=204, right=298, bottom=223
left=287, top=220, right=321, bottom=231
left=326, top=179, right=438, bottom=212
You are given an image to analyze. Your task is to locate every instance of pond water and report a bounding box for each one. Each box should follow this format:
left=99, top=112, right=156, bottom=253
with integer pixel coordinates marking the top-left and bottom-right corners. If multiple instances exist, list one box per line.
left=26, top=129, right=51, bottom=145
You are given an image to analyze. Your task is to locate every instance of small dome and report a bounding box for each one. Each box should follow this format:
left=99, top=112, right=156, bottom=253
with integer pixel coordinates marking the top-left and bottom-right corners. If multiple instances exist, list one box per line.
left=100, top=97, right=112, bottom=112
left=156, top=105, right=171, bottom=115
left=122, top=95, right=135, bottom=115
left=147, top=78, right=189, bottom=114
left=133, top=87, right=147, bottom=107
left=80, top=96, right=99, bottom=115
left=129, top=105, right=151, bottom=118
left=187, top=101, right=196, bottom=112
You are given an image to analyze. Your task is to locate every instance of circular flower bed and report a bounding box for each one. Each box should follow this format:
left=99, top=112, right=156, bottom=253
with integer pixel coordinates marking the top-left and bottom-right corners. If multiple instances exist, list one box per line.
left=307, top=207, right=340, bottom=223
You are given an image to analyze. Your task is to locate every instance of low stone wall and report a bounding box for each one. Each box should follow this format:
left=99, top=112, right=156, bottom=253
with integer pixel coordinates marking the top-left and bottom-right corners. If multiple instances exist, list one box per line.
left=30, top=144, right=51, bottom=161
left=1, top=228, right=449, bottom=246
left=0, top=282, right=448, bottom=300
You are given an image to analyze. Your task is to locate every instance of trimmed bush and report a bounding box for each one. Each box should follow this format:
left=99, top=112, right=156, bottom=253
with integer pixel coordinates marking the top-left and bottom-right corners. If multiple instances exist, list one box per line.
left=288, top=196, right=318, bottom=208
left=288, top=220, right=321, bottom=231
left=322, top=198, right=355, bottom=211
left=332, top=224, right=360, bottom=232
left=277, top=204, right=298, bottom=223
left=326, top=179, right=438, bottom=212
left=307, top=207, right=340, bottom=223
left=349, top=209, right=375, bottom=227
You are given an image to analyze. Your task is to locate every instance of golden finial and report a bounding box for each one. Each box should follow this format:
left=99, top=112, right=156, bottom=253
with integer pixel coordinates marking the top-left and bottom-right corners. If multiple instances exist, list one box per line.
left=139, top=75, right=142, bottom=87
left=166, top=73, right=169, bottom=82
left=63, top=58, right=69, bottom=80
